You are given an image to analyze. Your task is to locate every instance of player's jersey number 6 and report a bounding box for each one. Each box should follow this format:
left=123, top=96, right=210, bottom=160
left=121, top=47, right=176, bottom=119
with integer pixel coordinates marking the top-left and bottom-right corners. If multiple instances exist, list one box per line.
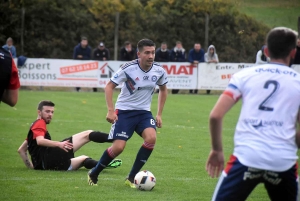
left=258, top=80, right=279, bottom=112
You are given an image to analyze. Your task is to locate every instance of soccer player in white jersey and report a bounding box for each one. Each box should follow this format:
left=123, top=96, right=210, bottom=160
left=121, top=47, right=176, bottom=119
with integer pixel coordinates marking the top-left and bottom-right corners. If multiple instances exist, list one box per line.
left=87, top=39, right=168, bottom=186
left=206, top=27, right=299, bottom=200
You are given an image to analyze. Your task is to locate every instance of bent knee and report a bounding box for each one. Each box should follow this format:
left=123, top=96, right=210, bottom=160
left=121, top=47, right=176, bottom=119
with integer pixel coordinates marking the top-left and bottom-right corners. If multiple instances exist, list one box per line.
left=78, top=155, right=89, bottom=159
left=85, top=130, right=93, bottom=135
left=112, top=146, right=125, bottom=154
left=143, top=133, right=157, bottom=144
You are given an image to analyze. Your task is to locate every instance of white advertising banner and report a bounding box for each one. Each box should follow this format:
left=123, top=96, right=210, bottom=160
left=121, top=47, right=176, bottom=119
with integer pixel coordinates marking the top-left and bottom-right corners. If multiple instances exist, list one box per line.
left=159, top=62, right=198, bottom=89
left=17, top=58, right=298, bottom=90
left=197, top=63, right=255, bottom=90
left=17, top=59, right=199, bottom=89
left=18, top=59, right=100, bottom=87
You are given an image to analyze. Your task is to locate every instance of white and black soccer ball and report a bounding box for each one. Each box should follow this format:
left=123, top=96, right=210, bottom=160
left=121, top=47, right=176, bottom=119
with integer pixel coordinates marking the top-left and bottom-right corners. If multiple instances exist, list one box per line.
left=134, top=170, right=156, bottom=191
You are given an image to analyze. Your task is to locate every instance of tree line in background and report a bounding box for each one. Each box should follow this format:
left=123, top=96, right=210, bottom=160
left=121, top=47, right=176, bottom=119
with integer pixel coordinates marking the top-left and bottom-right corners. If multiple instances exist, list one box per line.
left=0, top=0, right=270, bottom=62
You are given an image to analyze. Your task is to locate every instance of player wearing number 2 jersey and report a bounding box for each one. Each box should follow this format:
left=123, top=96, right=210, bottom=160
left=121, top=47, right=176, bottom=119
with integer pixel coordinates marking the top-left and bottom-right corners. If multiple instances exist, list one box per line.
left=206, top=27, right=299, bottom=201
left=87, top=39, right=168, bottom=187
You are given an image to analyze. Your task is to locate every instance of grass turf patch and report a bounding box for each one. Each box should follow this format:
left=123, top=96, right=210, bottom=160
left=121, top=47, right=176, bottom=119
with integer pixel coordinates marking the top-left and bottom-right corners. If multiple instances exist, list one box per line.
left=0, top=90, right=280, bottom=200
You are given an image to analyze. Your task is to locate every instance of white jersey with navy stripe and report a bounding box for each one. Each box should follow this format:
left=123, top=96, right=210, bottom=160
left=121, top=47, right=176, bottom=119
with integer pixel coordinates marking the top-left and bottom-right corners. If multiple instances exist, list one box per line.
left=224, top=63, right=300, bottom=171
left=110, top=59, right=168, bottom=111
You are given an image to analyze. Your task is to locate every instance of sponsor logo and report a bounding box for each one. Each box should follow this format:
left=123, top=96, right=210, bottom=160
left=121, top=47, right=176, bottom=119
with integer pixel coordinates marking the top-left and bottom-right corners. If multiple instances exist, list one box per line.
left=151, top=75, right=157, bottom=82
left=238, top=64, right=255, bottom=69
left=60, top=62, right=98, bottom=74
left=135, top=77, right=140, bottom=81
left=114, top=73, right=118, bottom=78
left=99, top=62, right=115, bottom=78
left=162, top=64, right=197, bottom=75
left=216, top=65, right=234, bottom=70
left=243, top=168, right=282, bottom=185
left=116, top=131, right=129, bottom=138
left=255, top=68, right=297, bottom=77
left=143, top=76, right=149, bottom=80
left=243, top=118, right=283, bottom=129
left=137, top=86, right=154, bottom=90
left=221, top=74, right=233, bottom=79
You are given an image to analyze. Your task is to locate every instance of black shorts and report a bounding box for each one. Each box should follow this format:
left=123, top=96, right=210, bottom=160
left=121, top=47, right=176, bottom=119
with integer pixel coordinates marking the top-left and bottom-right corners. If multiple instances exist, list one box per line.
left=42, top=137, right=74, bottom=171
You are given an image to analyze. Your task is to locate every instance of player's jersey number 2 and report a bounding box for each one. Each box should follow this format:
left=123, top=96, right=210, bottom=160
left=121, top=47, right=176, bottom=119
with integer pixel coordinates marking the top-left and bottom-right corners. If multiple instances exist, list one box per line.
left=258, top=80, right=279, bottom=112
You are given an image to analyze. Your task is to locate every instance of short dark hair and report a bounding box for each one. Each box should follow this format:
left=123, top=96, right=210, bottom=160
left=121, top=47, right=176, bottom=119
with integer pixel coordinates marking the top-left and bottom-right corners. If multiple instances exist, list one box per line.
left=161, top=42, right=167, bottom=45
left=267, top=27, right=297, bottom=59
left=81, top=36, right=87, bottom=41
left=137, top=39, right=156, bottom=52
left=38, top=100, right=55, bottom=111
left=124, top=41, right=131, bottom=46
left=176, top=41, right=182, bottom=45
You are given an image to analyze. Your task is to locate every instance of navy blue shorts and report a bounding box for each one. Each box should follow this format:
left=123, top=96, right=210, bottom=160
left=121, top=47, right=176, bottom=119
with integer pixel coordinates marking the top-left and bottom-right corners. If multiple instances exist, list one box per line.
left=212, top=155, right=298, bottom=201
left=108, top=110, right=156, bottom=141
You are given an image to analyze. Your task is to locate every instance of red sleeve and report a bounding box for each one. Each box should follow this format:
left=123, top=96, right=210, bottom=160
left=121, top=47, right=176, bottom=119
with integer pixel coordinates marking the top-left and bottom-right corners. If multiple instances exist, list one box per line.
left=8, top=58, right=20, bottom=90
left=31, top=119, right=47, bottom=139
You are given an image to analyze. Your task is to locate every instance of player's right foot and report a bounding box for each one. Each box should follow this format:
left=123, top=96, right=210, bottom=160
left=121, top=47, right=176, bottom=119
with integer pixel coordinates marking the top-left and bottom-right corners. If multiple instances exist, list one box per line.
left=125, top=177, right=136, bottom=189
left=87, top=170, right=98, bottom=186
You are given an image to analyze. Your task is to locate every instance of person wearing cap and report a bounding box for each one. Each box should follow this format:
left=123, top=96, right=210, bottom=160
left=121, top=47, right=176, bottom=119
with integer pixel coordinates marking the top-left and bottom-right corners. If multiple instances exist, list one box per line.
left=93, top=42, right=110, bottom=61
left=2, top=37, right=17, bottom=58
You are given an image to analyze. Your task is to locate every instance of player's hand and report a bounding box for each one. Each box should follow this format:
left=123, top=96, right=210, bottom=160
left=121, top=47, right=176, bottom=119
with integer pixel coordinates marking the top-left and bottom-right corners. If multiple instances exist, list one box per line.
left=59, top=140, right=73, bottom=152
left=155, top=115, right=162, bottom=128
left=106, top=111, right=118, bottom=124
left=206, top=150, right=224, bottom=178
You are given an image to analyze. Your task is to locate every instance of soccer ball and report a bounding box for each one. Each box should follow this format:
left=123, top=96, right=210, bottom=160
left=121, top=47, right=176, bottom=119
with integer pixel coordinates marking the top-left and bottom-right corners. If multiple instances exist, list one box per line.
left=134, top=170, right=156, bottom=191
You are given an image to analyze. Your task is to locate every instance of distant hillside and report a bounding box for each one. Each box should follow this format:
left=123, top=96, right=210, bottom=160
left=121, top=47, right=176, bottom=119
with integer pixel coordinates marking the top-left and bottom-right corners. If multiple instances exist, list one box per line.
left=238, top=0, right=300, bottom=31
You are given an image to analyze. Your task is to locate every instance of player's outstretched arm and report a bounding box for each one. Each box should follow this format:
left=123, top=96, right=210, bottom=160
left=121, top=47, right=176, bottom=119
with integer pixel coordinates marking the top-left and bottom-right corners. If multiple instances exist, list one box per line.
left=156, top=84, right=168, bottom=128
left=206, top=94, right=235, bottom=178
left=105, top=81, right=118, bottom=124
left=36, top=136, right=73, bottom=152
left=17, top=140, right=33, bottom=169
left=2, top=89, right=19, bottom=107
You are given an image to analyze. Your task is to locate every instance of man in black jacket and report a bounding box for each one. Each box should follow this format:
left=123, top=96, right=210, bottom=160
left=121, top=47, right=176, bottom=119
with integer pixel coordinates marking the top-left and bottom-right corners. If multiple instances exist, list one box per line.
left=155, top=42, right=170, bottom=62
left=119, top=41, right=136, bottom=61
left=93, top=42, right=110, bottom=61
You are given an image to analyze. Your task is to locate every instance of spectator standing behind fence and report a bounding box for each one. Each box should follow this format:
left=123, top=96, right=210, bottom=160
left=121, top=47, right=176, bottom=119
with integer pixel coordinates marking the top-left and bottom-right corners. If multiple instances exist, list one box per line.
left=170, top=41, right=186, bottom=94
left=255, top=45, right=269, bottom=65
left=2, top=37, right=17, bottom=58
left=170, top=41, right=186, bottom=62
left=120, top=41, right=136, bottom=61
left=93, top=42, right=110, bottom=61
left=155, top=42, right=170, bottom=62
left=73, top=37, right=92, bottom=92
left=188, top=43, right=205, bottom=94
left=204, top=45, right=219, bottom=95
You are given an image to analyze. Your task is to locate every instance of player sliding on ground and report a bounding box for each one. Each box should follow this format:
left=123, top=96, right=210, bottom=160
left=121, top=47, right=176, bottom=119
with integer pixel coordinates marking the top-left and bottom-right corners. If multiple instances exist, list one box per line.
left=206, top=27, right=299, bottom=200
left=18, top=100, right=122, bottom=171
left=87, top=39, right=168, bottom=187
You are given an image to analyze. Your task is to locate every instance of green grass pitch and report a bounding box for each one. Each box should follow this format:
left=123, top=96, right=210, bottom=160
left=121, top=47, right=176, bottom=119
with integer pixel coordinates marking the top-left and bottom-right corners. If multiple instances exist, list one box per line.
left=0, top=90, right=289, bottom=200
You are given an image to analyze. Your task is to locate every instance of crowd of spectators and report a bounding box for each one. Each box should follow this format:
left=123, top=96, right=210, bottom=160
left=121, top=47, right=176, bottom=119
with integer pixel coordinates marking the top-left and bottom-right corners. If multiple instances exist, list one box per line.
left=4, top=35, right=300, bottom=94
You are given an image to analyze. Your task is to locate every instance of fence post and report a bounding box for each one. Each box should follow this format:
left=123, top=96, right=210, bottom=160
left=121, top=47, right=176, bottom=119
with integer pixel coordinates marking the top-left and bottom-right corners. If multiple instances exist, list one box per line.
left=114, top=12, right=120, bottom=60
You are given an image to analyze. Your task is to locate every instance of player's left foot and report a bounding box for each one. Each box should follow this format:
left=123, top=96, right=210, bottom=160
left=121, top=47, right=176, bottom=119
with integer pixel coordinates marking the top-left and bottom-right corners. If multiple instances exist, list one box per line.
left=106, top=159, right=122, bottom=169
left=87, top=169, right=98, bottom=186
left=125, top=177, right=136, bottom=188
